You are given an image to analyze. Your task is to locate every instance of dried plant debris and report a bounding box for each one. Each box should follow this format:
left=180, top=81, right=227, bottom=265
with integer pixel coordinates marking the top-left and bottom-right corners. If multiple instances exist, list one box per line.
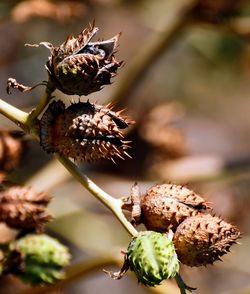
left=0, top=186, right=52, bottom=231
left=40, top=100, right=132, bottom=162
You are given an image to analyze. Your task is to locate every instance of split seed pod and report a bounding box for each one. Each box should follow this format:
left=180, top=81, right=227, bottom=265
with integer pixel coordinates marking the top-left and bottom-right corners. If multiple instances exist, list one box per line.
left=0, top=186, right=52, bottom=231
left=173, top=214, right=241, bottom=267
left=40, top=100, right=132, bottom=162
left=124, top=184, right=209, bottom=232
left=43, top=23, right=122, bottom=96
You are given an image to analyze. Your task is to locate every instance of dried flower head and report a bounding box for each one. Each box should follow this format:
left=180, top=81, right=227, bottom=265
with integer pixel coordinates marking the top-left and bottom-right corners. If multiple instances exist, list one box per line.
left=173, top=214, right=241, bottom=267
left=123, top=183, right=209, bottom=232
left=42, top=22, right=122, bottom=96
left=40, top=100, right=132, bottom=162
left=0, top=186, right=52, bottom=231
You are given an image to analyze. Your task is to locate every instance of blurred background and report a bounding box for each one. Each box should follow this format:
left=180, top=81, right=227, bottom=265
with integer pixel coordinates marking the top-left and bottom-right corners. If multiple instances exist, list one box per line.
left=0, top=0, right=250, bottom=293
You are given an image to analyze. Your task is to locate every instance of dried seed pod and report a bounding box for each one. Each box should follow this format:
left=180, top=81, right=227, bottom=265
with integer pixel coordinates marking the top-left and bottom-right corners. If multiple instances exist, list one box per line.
left=0, top=130, right=24, bottom=174
left=0, top=186, right=52, bottom=231
left=43, top=23, right=122, bottom=96
left=173, top=214, right=241, bottom=267
left=125, top=183, right=209, bottom=232
left=139, top=103, right=186, bottom=159
left=40, top=100, right=132, bottom=162
left=16, top=234, right=70, bottom=285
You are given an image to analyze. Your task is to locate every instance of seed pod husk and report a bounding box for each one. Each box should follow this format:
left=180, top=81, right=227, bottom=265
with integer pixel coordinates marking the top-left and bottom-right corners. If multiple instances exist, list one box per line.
left=40, top=100, right=132, bottom=162
left=140, top=184, right=209, bottom=232
left=44, top=23, right=122, bottom=96
left=173, top=214, right=241, bottom=267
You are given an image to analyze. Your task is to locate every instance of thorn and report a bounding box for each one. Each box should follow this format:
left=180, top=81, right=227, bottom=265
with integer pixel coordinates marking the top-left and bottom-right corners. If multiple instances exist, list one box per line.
left=123, top=151, right=132, bottom=159
left=111, top=157, right=117, bottom=164
left=115, top=153, right=125, bottom=160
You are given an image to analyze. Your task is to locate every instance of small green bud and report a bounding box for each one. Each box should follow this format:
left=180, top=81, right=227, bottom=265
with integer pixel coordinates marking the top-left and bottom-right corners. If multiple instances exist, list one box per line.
left=16, top=234, right=70, bottom=286
left=127, top=231, right=179, bottom=286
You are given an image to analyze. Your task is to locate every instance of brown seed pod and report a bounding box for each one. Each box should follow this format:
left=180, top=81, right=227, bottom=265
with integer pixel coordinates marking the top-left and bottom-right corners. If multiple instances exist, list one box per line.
left=139, top=103, right=186, bottom=159
left=43, top=22, right=122, bottom=96
left=124, top=184, right=209, bottom=232
left=173, top=214, right=241, bottom=267
left=0, top=186, right=52, bottom=231
left=40, top=100, right=132, bottom=162
left=0, top=130, right=24, bottom=175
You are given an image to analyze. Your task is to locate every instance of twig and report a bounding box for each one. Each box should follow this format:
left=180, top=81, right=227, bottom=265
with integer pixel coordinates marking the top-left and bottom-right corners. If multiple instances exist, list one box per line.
left=0, top=98, right=29, bottom=130
left=56, top=155, right=138, bottom=237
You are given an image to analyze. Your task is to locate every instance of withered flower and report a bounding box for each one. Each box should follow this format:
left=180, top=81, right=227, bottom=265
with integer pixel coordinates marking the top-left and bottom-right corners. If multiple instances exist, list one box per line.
left=40, top=100, right=132, bottom=162
left=0, top=186, right=52, bottom=231
left=42, top=22, right=122, bottom=96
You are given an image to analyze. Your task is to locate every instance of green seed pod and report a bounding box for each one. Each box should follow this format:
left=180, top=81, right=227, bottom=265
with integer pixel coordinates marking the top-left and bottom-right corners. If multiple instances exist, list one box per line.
left=16, top=234, right=70, bottom=285
left=127, top=231, right=179, bottom=286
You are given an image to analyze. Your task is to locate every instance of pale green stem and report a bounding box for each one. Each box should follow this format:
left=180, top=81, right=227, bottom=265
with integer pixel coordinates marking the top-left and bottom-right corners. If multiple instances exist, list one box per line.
left=57, top=155, right=138, bottom=237
left=27, top=80, right=54, bottom=126
left=0, top=98, right=29, bottom=129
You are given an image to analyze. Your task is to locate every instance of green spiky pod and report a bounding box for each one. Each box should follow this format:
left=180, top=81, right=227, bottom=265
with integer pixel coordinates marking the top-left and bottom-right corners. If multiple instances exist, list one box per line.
left=16, top=234, right=70, bottom=286
left=44, top=23, right=122, bottom=96
left=127, top=231, right=179, bottom=286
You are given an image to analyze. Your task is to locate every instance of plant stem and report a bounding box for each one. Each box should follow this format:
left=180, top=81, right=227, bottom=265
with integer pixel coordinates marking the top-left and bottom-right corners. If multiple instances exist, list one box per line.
left=0, top=98, right=29, bottom=129
left=27, top=80, right=54, bottom=126
left=57, top=155, right=138, bottom=237
left=175, top=273, right=196, bottom=294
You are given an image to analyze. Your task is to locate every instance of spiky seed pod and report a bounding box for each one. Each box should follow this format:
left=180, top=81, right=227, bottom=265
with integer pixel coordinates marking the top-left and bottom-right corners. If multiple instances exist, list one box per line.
left=40, top=100, right=132, bottom=162
left=43, top=23, right=122, bottom=96
left=0, top=186, right=52, bottom=231
left=16, top=234, right=70, bottom=285
left=127, top=231, right=179, bottom=286
left=139, top=184, right=209, bottom=232
left=173, top=214, right=241, bottom=267
left=0, top=130, right=24, bottom=174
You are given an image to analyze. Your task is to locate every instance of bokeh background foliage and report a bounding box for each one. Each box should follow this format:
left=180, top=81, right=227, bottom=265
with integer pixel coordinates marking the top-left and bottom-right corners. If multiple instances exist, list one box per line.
left=0, top=0, right=250, bottom=293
